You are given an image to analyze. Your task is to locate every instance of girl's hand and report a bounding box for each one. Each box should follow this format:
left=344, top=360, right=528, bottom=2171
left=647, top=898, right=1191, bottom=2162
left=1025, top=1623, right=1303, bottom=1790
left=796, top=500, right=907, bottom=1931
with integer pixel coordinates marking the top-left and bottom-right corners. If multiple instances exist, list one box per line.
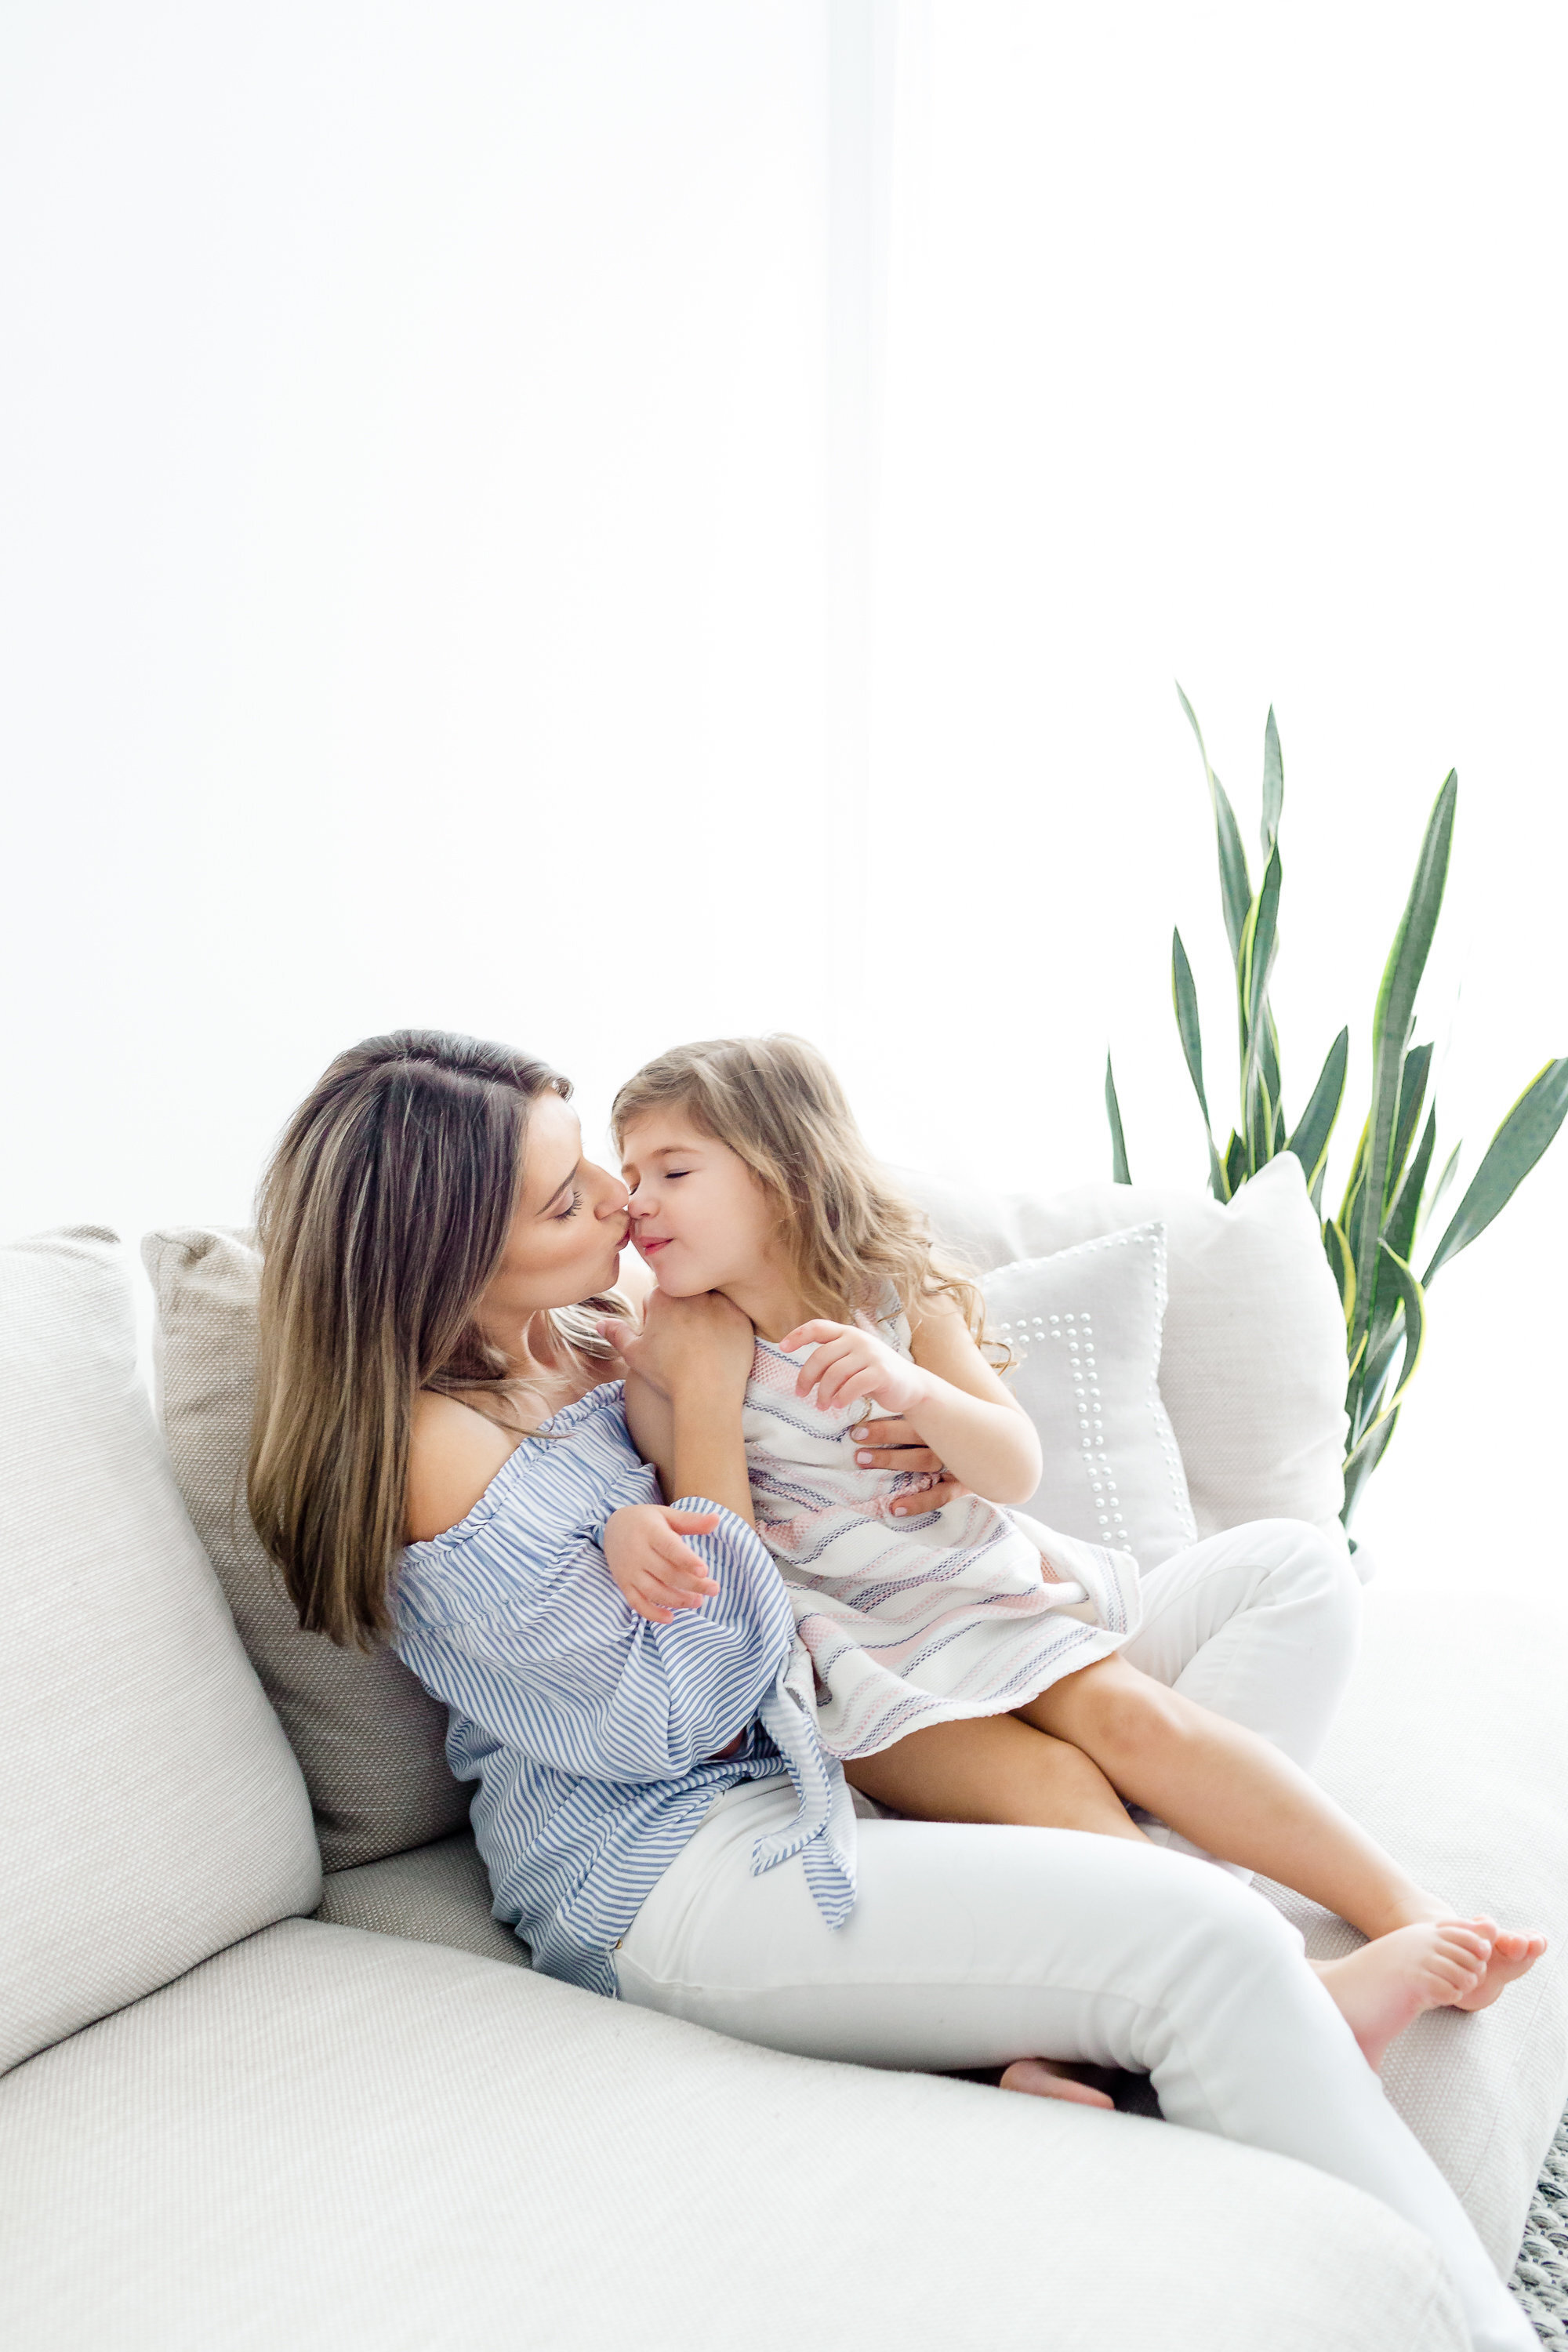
left=848, top=1414, right=971, bottom=1513
left=779, top=1320, right=931, bottom=1417
left=597, top=1287, right=754, bottom=1401
left=602, top=1503, right=721, bottom=1625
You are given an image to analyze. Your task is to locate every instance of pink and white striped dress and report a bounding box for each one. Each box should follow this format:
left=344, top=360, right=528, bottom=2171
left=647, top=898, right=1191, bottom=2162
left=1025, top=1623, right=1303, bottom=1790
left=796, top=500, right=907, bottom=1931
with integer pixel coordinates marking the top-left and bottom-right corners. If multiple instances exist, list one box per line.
left=743, top=1307, right=1143, bottom=1763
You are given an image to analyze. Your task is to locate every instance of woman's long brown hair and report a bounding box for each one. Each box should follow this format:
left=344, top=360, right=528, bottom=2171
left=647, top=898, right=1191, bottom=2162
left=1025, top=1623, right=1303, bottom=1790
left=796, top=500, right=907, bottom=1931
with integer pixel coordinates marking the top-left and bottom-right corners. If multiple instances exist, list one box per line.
left=248, top=1029, right=622, bottom=1649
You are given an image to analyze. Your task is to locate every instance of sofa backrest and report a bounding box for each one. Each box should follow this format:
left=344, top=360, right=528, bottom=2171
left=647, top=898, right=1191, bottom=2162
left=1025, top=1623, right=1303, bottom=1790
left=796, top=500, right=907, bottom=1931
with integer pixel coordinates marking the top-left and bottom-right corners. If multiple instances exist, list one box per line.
left=900, top=1152, right=1349, bottom=1550
left=0, top=1229, right=321, bottom=2073
left=142, top=1228, right=470, bottom=1874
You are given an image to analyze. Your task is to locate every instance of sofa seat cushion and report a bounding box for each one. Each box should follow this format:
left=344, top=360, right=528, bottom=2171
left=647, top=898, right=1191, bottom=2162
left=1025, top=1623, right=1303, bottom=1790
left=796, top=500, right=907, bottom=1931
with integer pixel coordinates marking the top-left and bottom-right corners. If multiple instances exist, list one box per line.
left=0, top=1230, right=320, bottom=2074
left=1251, top=1559, right=1568, bottom=2276
left=0, top=1916, right=1466, bottom=2352
left=317, top=1828, right=527, bottom=1967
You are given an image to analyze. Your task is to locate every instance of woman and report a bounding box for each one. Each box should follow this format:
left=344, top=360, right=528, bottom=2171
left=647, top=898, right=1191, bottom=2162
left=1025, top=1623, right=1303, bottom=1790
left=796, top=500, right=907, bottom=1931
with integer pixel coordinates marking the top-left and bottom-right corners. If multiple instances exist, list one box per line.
left=249, top=1029, right=1537, bottom=2352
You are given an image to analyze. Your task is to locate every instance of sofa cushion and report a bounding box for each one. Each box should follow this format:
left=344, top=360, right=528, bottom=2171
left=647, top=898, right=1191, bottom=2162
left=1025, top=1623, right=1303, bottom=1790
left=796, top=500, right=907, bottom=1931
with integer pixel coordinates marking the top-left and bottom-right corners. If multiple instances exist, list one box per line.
left=1252, top=1559, right=1568, bottom=2276
left=905, top=1152, right=1351, bottom=1552
left=0, top=1916, right=1466, bottom=2352
left=0, top=1229, right=319, bottom=2073
left=317, top=1829, right=527, bottom=1967
left=981, top=1221, right=1197, bottom=1569
left=141, top=1226, right=470, bottom=1871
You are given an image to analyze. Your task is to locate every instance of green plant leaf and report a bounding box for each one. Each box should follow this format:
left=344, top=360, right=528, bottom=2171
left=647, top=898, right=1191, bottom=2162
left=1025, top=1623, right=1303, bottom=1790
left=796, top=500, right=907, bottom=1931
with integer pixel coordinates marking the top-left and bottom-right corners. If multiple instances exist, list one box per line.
left=1239, top=843, right=1283, bottom=1173
left=1245, top=1067, right=1275, bottom=1179
left=1171, top=929, right=1228, bottom=1200
left=1225, top=1131, right=1247, bottom=1196
left=1287, top=1027, right=1349, bottom=1198
left=1383, top=1102, right=1436, bottom=1270
left=1339, top=1120, right=1370, bottom=1282
left=1323, top=1216, right=1356, bottom=1329
left=1387, top=1042, right=1433, bottom=1208
left=1359, top=1239, right=1427, bottom=1432
left=1352, top=771, right=1457, bottom=1356
left=1178, top=683, right=1254, bottom=962
left=1422, top=1057, right=1568, bottom=1283
left=1418, top=1140, right=1462, bottom=1238
left=1260, top=1011, right=1284, bottom=1149
left=1105, top=1051, right=1132, bottom=1185
left=1261, top=706, right=1283, bottom=855
left=1341, top=1403, right=1401, bottom=1532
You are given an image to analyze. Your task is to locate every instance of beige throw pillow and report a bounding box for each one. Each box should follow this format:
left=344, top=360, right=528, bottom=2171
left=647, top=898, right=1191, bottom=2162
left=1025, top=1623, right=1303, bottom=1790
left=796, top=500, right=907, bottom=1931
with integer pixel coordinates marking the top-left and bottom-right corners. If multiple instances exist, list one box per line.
left=141, top=1227, right=471, bottom=1872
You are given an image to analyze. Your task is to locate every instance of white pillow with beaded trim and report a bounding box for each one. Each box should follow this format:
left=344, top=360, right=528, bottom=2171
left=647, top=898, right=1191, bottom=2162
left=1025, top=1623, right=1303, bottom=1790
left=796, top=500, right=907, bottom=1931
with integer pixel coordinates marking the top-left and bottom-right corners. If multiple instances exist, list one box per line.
left=982, top=1221, right=1197, bottom=1572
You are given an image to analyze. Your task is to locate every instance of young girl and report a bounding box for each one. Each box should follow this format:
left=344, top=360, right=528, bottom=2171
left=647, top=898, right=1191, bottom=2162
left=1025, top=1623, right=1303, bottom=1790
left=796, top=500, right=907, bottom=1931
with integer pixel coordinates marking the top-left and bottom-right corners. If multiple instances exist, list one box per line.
left=602, top=1031, right=1544, bottom=2072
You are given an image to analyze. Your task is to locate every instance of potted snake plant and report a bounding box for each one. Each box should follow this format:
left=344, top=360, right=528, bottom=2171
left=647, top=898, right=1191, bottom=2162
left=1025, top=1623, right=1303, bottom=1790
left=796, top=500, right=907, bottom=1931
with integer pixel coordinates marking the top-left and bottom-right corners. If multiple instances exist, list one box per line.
left=1104, top=691, right=1568, bottom=1534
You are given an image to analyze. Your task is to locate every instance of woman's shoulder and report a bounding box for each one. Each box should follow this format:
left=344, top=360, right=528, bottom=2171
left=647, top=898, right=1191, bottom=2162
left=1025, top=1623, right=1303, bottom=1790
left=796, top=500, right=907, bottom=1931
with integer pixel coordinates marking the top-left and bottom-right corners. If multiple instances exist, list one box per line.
left=404, top=1379, right=633, bottom=1548
left=405, top=1392, right=521, bottom=1545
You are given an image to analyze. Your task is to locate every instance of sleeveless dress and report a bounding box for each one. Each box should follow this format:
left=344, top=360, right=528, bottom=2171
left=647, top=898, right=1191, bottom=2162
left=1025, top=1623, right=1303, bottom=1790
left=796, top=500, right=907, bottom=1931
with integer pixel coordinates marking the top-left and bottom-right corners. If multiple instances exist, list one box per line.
left=743, top=1304, right=1143, bottom=1761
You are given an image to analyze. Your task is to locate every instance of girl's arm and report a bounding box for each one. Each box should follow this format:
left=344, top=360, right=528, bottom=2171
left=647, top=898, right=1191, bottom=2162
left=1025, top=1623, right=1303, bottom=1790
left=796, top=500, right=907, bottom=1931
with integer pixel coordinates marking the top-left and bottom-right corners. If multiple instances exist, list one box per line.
left=605, top=1288, right=756, bottom=1523
left=782, top=1294, right=1042, bottom=1507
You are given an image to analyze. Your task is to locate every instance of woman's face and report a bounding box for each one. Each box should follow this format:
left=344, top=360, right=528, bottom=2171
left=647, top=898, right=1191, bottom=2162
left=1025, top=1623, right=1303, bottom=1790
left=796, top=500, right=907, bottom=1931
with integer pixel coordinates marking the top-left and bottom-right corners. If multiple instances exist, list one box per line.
left=474, top=1091, right=630, bottom=1347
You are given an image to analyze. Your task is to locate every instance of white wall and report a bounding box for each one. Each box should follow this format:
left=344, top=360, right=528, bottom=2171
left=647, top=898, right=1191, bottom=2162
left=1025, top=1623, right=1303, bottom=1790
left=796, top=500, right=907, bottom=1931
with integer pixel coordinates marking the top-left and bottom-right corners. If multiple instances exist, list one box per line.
left=2, top=1, right=1563, bottom=1557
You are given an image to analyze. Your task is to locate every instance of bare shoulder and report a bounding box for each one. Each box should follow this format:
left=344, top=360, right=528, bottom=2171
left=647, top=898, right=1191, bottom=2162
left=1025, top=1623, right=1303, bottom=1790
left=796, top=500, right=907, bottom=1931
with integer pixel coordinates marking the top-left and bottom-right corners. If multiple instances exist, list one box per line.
left=405, top=1391, right=521, bottom=1544
left=908, top=1287, right=1021, bottom=1407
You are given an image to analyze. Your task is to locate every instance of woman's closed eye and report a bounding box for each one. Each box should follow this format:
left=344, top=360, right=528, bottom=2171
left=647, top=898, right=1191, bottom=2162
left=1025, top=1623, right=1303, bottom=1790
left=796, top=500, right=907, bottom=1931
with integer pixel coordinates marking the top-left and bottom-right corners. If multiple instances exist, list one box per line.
left=554, top=1187, right=585, bottom=1219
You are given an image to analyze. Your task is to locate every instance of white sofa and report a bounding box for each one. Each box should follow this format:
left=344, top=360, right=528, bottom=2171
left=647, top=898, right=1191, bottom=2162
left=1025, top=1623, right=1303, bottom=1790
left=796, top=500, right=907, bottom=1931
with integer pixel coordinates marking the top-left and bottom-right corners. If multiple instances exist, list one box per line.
left=2, top=1167, right=1565, bottom=2352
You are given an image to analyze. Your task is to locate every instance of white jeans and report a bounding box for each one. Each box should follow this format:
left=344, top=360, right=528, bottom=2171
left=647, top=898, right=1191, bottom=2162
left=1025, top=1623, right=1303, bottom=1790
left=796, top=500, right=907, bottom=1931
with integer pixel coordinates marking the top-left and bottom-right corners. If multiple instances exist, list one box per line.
left=615, top=1521, right=1532, bottom=2352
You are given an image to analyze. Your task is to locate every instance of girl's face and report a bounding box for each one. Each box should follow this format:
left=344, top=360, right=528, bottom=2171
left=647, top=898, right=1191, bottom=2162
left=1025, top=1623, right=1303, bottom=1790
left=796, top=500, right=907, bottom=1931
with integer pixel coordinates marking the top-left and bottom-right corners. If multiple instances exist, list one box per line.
left=619, top=1106, right=787, bottom=1298
left=474, top=1091, right=630, bottom=1345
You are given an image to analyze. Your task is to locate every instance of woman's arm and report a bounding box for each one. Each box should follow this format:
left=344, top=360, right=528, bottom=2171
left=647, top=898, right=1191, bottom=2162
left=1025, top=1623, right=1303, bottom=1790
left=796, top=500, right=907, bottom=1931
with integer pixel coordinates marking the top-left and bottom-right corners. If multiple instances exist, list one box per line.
left=782, top=1294, right=1042, bottom=1507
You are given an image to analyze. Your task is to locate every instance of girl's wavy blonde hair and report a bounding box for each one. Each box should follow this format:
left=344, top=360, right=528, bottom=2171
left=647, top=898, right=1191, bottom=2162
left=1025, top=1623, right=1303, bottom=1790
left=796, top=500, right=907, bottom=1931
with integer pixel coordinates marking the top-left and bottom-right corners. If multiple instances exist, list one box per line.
left=249, top=1029, right=630, bottom=1650
left=611, top=1033, right=1001, bottom=1358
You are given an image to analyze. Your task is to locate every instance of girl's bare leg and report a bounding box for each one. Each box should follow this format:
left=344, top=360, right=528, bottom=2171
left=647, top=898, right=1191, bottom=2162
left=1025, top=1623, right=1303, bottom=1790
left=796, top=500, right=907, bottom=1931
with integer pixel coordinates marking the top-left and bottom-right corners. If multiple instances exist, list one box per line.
left=845, top=1711, right=1151, bottom=1842
left=1018, top=1657, right=1545, bottom=2022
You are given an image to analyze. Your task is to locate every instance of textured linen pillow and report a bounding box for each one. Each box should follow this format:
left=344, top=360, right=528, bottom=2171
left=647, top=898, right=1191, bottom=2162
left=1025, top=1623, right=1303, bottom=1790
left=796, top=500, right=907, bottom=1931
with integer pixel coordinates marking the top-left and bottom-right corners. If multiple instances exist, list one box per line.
left=0, top=1229, right=319, bottom=2071
left=905, top=1153, right=1350, bottom=1558
left=141, top=1226, right=470, bottom=1872
left=982, top=1222, right=1197, bottom=1571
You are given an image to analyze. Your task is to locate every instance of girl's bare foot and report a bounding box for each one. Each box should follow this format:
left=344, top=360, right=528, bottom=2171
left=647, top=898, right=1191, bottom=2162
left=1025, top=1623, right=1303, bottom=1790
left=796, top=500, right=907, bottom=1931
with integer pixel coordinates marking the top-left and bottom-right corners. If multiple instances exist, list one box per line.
left=1315, top=1920, right=1491, bottom=2070
left=1450, top=1920, right=1548, bottom=2013
left=999, top=2058, right=1116, bottom=2111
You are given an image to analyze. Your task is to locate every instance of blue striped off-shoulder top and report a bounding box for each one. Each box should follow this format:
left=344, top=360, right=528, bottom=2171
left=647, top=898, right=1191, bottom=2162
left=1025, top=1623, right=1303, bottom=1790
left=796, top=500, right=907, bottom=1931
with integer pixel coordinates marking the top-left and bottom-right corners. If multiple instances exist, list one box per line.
left=392, top=1379, right=856, bottom=1997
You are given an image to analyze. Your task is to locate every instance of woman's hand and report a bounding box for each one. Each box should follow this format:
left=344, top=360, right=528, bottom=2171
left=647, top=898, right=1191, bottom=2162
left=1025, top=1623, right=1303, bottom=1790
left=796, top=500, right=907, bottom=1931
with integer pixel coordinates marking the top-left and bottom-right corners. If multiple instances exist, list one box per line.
left=599, top=1287, right=754, bottom=1401
left=602, top=1503, right=721, bottom=1626
left=779, top=1319, right=930, bottom=1417
left=848, top=1414, right=971, bottom=1514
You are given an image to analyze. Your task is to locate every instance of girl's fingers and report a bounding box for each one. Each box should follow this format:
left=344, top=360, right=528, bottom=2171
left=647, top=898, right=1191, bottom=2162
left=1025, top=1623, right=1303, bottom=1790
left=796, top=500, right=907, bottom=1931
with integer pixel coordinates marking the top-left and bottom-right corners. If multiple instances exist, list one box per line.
left=650, top=1531, right=720, bottom=1587
left=798, top=1338, right=868, bottom=1399
left=779, top=1319, right=849, bottom=1353
left=663, top=1511, right=721, bottom=1534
